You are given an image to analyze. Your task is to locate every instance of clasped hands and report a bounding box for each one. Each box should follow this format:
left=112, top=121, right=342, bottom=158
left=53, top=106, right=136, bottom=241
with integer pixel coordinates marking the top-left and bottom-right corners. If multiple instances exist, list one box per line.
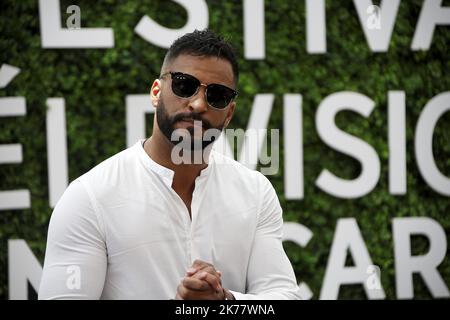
left=175, top=259, right=234, bottom=300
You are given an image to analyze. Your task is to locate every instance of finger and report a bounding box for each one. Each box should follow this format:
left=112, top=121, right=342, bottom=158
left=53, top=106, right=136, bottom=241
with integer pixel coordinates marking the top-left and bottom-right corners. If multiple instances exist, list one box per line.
left=191, top=265, right=221, bottom=278
left=177, top=282, right=214, bottom=300
left=194, top=266, right=222, bottom=285
left=192, top=259, right=213, bottom=271
left=185, top=261, right=203, bottom=276
left=186, top=259, right=213, bottom=276
left=185, top=267, right=198, bottom=276
left=177, top=283, right=189, bottom=300
left=182, top=276, right=210, bottom=291
left=196, top=271, right=222, bottom=292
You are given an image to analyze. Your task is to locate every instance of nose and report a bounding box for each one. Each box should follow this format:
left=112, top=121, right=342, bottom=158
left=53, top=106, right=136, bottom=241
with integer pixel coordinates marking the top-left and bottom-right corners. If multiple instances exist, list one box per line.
left=188, top=84, right=208, bottom=113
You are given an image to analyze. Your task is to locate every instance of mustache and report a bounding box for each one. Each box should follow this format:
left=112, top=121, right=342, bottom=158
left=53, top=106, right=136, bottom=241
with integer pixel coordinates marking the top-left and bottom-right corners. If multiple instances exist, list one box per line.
left=171, top=112, right=212, bottom=129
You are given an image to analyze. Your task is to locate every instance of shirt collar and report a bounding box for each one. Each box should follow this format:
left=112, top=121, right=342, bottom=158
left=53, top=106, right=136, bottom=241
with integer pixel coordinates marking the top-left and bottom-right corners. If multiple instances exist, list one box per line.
left=135, top=139, right=213, bottom=188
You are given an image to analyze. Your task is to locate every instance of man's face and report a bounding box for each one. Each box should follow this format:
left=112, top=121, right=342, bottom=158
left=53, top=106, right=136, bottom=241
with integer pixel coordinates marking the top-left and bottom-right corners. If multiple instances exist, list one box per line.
left=151, top=54, right=236, bottom=150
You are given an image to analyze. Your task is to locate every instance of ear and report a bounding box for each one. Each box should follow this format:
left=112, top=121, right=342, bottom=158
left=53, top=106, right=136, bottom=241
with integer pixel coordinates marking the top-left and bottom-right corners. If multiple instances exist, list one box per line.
left=150, top=79, right=162, bottom=108
left=223, top=102, right=236, bottom=128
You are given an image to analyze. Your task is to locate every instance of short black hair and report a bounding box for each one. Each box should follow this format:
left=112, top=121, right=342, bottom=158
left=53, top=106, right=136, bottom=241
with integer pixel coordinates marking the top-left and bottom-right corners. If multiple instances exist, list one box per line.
left=162, top=29, right=239, bottom=85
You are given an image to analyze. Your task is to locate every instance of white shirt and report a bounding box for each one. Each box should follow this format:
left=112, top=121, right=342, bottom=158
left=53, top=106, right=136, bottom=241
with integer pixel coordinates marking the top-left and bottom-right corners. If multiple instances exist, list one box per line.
left=38, top=140, right=301, bottom=300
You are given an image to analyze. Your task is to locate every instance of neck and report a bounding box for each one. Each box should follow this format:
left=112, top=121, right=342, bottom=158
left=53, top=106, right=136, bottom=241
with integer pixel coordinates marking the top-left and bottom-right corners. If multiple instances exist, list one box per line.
left=144, top=129, right=211, bottom=180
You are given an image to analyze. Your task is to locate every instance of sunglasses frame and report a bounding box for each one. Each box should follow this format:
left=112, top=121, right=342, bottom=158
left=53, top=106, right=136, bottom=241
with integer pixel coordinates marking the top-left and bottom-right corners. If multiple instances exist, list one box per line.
left=159, top=71, right=238, bottom=110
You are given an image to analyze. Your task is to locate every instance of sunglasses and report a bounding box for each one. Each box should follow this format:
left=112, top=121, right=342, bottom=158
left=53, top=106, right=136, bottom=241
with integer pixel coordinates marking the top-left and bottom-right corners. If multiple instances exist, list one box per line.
left=160, top=71, right=238, bottom=110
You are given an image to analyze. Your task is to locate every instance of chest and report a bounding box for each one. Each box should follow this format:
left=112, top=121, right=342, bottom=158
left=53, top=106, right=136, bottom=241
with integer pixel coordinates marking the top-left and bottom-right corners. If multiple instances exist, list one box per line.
left=173, top=187, right=193, bottom=217
left=103, top=189, right=258, bottom=254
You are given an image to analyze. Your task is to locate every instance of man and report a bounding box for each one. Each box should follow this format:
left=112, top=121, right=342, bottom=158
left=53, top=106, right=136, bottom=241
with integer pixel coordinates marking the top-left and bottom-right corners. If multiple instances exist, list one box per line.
left=39, top=29, right=301, bottom=300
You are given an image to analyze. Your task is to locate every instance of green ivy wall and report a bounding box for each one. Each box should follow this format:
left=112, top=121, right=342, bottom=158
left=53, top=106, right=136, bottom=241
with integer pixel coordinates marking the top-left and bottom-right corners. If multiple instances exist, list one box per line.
left=0, top=0, right=449, bottom=299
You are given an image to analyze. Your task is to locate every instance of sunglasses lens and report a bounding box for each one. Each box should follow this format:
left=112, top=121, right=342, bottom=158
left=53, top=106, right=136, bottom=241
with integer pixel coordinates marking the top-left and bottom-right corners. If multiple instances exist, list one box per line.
left=171, top=73, right=199, bottom=98
left=169, top=72, right=236, bottom=109
left=206, top=84, right=236, bottom=109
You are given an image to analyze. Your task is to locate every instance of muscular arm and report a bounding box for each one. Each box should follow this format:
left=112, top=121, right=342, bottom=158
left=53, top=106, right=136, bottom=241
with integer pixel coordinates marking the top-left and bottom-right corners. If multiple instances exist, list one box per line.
left=38, top=179, right=107, bottom=299
left=229, top=174, right=301, bottom=300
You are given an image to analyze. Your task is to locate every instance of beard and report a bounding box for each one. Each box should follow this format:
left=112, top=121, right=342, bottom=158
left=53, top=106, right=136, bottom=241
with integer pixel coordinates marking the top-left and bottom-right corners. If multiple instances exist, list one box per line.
left=156, top=97, right=225, bottom=151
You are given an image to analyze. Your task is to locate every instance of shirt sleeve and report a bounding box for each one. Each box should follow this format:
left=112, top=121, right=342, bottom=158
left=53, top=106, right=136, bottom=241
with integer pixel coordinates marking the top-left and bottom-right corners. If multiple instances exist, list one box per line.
left=229, top=173, right=302, bottom=300
left=38, top=179, right=107, bottom=300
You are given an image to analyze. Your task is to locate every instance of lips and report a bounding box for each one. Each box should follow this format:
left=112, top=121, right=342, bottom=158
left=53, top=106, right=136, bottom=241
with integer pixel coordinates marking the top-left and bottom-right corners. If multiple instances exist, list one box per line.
left=178, top=118, right=203, bottom=127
